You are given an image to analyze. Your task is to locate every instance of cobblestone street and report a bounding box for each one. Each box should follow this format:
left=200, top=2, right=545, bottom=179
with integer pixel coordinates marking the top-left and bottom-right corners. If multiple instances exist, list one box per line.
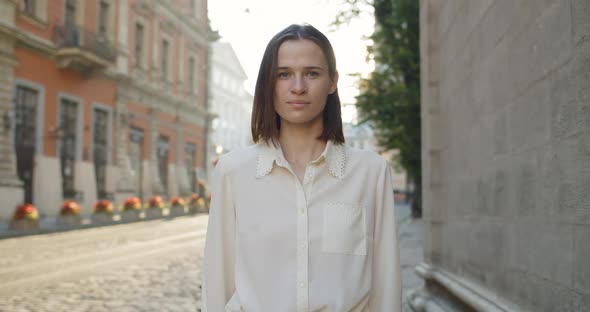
left=0, top=216, right=208, bottom=312
left=0, top=204, right=421, bottom=312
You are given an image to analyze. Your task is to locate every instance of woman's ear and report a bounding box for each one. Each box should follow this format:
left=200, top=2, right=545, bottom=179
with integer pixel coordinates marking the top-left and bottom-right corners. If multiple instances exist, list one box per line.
left=329, top=71, right=339, bottom=94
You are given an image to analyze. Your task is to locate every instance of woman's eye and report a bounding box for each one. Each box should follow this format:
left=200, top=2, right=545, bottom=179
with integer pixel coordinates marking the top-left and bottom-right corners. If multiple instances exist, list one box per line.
left=306, top=71, right=320, bottom=78
left=277, top=72, right=290, bottom=78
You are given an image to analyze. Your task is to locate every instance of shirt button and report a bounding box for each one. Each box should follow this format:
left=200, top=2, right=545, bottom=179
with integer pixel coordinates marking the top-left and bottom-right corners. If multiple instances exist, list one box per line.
left=299, top=282, right=305, bottom=288
left=300, top=243, right=306, bottom=249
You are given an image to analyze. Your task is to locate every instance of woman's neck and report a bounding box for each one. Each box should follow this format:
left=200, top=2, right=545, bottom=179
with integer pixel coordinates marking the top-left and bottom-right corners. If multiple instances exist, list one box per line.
left=278, top=123, right=327, bottom=167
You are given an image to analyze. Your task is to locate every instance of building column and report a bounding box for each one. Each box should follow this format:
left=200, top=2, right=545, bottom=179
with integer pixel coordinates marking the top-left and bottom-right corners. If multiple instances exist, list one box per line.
left=0, top=0, right=24, bottom=220
left=113, top=99, right=136, bottom=206
left=150, top=108, right=164, bottom=196
left=176, top=116, right=190, bottom=195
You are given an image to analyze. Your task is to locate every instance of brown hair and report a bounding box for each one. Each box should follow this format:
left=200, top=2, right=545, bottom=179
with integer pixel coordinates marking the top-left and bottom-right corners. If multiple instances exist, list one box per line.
left=251, top=24, right=345, bottom=145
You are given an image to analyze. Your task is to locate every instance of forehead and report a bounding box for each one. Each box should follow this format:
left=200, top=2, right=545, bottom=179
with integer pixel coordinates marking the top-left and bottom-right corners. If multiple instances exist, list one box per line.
left=276, top=39, right=327, bottom=67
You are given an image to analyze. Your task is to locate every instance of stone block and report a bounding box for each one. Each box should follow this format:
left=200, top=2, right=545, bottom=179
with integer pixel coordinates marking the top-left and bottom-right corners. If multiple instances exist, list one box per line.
left=475, top=0, right=515, bottom=60
left=508, top=79, right=552, bottom=153
left=168, top=205, right=187, bottom=217
left=527, top=274, right=579, bottom=312
left=120, top=209, right=142, bottom=222
left=509, top=222, right=573, bottom=286
left=91, top=213, right=114, bottom=225
left=572, top=0, right=590, bottom=45
left=508, top=0, right=573, bottom=96
left=57, top=215, right=82, bottom=228
left=535, top=149, right=560, bottom=218
left=144, top=207, right=164, bottom=219
left=574, top=225, right=590, bottom=292
left=9, top=219, right=39, bottom=231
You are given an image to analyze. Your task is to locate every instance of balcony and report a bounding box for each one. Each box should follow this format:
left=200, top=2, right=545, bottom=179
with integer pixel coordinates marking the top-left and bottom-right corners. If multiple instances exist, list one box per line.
left=53, top=23, right=115, bottom=72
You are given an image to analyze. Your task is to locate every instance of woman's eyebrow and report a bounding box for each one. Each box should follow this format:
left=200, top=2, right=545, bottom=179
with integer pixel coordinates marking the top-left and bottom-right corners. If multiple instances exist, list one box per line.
left=276, top=66, right=324, bottom=70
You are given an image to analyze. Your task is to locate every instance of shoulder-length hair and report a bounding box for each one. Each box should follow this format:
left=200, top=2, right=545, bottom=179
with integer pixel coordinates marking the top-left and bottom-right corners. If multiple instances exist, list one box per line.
left=251, top=24, right=345, bottom=145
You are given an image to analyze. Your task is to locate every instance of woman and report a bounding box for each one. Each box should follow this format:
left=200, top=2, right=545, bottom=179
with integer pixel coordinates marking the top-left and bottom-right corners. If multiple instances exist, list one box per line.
left=202, top=24, right=401, bottom=312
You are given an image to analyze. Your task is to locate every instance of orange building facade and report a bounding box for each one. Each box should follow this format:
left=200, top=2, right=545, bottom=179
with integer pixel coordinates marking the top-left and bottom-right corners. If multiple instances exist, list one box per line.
left=0, top=0, right=216, bottom=220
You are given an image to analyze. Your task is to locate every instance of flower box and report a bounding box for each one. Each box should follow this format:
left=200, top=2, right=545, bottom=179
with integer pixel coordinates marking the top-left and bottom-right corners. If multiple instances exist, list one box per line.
left=188, top=194, right=203, bottom=214
left=57, top=214, right=82, bottom=228
left=120, top=209, right=142, bottom=222
left=168, top=197, right=186, bottom=217
left=11, top=204, right=40, bottom=231
left=92, top=200, right=114, bottom=225
left=91, top=213, right=114, bottom=225
left=10, top=219, right=39, bottom=231
left=144, top=207, right=164, bottom=219
left=146, top=196, right=165, bottom=209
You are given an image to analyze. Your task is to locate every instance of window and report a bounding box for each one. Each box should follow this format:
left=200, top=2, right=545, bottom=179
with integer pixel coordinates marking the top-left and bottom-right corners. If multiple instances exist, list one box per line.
left=23, top=0, right=36, bottom=16
left=129, top=128, right=144, bottom=200
left=134, top=23, right=144, bottom=67
left=98, top=0, right=109, bottom=37
left=60, top=98, right=79, bottom=198
left=161, top=39, right=169, bottom=80
left=189, top=56, right=195, bottom=94
left=65, top=0, right=76, bottom=27
left=93, top=108, right=109, bottom=199
left=185, top=143, right=197, bottom=193
left=157, top=135, right=169, bottom=193
left=14, top=85, right=39, bottom=204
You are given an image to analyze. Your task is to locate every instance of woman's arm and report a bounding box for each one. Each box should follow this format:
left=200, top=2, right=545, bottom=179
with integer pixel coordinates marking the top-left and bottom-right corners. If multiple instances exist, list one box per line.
left=201, top=157, right=236, bottom=311
left=370, top=159, right=402, bottom=311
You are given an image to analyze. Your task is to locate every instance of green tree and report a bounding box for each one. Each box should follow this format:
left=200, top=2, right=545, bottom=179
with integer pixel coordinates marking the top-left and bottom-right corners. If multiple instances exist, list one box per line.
left=335, top=0, right=421, bottom=217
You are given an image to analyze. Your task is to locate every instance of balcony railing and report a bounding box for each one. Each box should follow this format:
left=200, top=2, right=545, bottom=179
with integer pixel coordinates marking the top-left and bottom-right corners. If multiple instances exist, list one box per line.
left=53, top=23, right=116, bottom=64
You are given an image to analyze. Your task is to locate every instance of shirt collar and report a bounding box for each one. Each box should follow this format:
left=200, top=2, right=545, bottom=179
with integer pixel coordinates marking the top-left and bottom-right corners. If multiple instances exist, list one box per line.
left=256, top=140, right=347, bottom=180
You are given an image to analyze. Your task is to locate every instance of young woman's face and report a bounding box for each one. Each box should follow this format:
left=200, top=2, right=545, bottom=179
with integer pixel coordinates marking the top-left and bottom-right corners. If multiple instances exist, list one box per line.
left=273, top=39, right=338, bottom=129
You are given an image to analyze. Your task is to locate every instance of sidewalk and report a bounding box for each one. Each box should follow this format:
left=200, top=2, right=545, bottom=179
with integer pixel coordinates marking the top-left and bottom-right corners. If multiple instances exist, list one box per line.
left=398, top=217, right=424, bottom=311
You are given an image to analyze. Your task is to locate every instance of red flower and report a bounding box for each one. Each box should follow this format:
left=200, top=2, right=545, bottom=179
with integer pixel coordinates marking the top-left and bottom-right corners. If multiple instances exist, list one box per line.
left=123, top=197, right=142, bottom=210
left=169, top=197, right=185, bottom=206
left=93, top=200, right=114, bottom=214
left=60, top=200, right=81, bottom=216
left=13, top=203, right=39, bottom=221
left=147, top=196, right=164, bottom=209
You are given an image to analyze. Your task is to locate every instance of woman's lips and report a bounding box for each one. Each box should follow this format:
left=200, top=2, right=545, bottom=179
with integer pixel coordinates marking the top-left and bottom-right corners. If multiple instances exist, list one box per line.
left=287, top=100, right=309, bottom=108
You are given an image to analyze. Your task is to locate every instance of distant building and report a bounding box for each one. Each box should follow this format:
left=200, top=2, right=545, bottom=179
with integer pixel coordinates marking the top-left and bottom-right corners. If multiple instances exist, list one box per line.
left=343, top=122, right=376, bottom=151
left=207, top=41, right=253, bottom=170
left=0, top=0, right=217, bottom=220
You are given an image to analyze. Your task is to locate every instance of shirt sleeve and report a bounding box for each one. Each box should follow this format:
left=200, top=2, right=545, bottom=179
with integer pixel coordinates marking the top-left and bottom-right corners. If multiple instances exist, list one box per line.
left=370, top=160, right=402, bottom=311
left=201, top=157, right=236, bottom=311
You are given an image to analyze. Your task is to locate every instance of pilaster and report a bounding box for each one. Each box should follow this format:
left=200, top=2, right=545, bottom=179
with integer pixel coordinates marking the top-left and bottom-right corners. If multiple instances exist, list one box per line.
left=150, top=107, right=164, bottom=195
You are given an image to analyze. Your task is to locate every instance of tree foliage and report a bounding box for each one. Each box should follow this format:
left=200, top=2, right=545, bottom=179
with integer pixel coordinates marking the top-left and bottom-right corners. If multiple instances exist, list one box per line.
left=334, top=0, right=422, bottom=216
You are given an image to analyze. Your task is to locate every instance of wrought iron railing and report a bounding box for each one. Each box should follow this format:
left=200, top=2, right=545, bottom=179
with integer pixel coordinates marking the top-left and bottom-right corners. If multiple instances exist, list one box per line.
left=53, top=23, right=116, bottom=62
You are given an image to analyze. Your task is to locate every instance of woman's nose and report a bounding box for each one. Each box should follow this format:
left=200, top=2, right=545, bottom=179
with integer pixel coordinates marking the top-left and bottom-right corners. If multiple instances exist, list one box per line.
left=290, top=75, right=307, bottom=94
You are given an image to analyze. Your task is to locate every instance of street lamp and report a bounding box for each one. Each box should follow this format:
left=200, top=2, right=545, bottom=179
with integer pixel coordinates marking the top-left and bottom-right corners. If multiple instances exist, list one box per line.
left=215, top=144, right=223, bottom=155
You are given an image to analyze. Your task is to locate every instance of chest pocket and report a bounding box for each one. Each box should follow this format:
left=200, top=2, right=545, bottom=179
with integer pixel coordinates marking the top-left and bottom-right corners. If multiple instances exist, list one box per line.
left=322, top=202, right=367, bottom=255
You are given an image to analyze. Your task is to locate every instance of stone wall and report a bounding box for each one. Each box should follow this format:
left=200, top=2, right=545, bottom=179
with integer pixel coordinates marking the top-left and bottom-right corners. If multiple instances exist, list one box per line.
left=417, top=0, right=590, bottom=310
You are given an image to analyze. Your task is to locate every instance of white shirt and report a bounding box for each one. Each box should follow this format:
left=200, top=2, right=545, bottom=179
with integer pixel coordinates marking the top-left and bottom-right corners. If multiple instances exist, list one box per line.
left=202, top=141, right=401, bottom=312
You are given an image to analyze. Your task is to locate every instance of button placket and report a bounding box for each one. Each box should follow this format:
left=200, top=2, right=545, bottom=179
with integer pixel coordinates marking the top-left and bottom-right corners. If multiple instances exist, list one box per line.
left=295, top=178, right=309, bottom=311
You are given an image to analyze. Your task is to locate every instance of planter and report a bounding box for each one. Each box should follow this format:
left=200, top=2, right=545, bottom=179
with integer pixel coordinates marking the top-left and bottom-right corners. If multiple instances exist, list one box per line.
left=187, top=204, right=199, bottom=214
left=57, top=214, right=82, bottom=228
left=10, top=219, right=39, bottom=231
left=121, top=209, right=142, bottom=222
left=91, top=213, right=114, bottom=225
left=145, top=207, right=164, bottom=219
left=168, top=205, right=187, bottom=217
